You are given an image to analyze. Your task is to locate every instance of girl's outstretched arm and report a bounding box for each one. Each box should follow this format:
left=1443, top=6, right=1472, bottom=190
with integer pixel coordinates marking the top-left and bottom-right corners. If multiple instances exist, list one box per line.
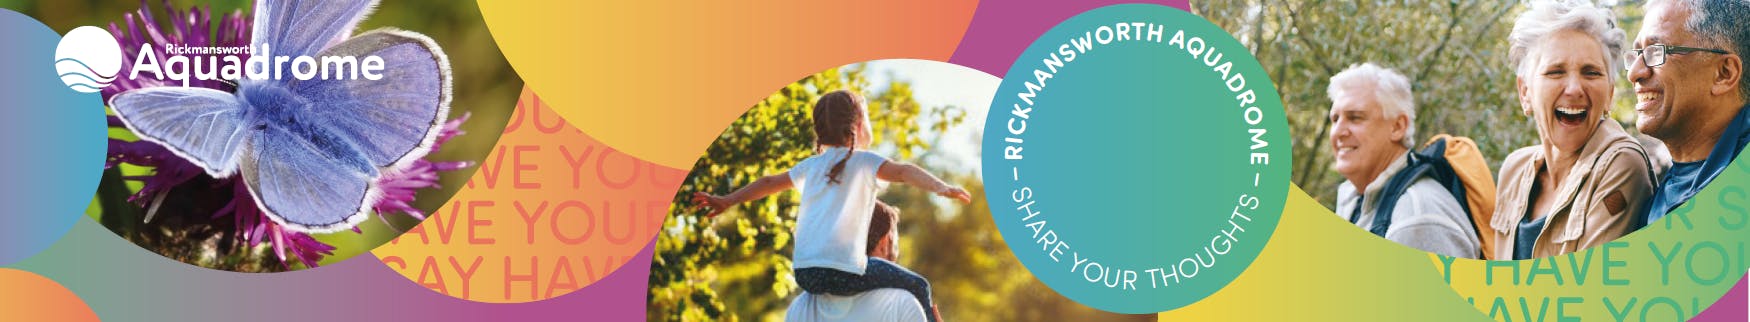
left=691, top=172, right=793, bottom=217
left=876, top=161, right=973, bottom=204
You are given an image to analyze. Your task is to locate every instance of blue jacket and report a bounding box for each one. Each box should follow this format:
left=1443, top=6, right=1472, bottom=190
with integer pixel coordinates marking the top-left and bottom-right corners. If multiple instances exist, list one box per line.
left=1644, top=102, right=1750, bottom=226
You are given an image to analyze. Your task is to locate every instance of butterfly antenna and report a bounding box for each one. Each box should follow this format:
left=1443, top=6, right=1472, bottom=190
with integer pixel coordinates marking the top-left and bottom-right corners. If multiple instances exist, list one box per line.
left=143, top=190, right=169, bottom=223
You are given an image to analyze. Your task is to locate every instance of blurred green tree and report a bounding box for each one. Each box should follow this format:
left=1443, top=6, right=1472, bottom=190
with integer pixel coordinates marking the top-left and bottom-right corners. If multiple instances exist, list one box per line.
left=647, top=64, right=944, bottom=321
left=889, top=174, right=1151, bottom=321
left=1195, top=0, right=1646, bottom=208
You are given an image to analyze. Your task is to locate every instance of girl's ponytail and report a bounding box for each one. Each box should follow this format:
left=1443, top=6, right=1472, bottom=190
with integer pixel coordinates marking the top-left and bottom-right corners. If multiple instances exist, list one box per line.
left=827, top=145, right=853, bottom=184
left=813, top=90, right=866, bottom=185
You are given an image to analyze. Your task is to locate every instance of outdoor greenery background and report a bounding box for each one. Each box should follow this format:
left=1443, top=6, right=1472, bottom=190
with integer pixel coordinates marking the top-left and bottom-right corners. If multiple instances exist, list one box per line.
left=5, top=0, right=520, bottom=271
left=647, top=64, right=1156, bottom=321
left=1194, top=0, right=1651, bottom=209
left=5, top=0, right=1673, bottom=315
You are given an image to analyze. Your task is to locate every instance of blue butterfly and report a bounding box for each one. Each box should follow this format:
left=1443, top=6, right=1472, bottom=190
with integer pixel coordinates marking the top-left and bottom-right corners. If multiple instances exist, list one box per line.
left=108, top=0, right=451, bottom=233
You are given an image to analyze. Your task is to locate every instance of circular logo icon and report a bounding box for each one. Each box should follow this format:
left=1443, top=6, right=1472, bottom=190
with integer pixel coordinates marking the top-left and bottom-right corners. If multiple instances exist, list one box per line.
left=981, top=4, right=1291, bottom=313
left=54, top=26, right=122, bottom=93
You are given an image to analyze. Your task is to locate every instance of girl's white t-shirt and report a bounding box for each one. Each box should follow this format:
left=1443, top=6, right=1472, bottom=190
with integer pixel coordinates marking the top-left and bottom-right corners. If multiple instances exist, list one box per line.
left=789, top=147, right=887, bottom=275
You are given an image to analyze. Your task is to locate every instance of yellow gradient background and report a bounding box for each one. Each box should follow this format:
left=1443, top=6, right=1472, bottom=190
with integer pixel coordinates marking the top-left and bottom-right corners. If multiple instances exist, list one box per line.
left=476, top=1, right=980, bottom=168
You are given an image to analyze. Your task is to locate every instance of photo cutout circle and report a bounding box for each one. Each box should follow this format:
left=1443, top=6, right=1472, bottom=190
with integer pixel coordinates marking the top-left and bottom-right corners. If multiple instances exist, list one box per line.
left=81, top=0, right=521, bottom=272
left=1197, top=0, right=1750, bottom=320
left=1215, top=0, right=1738, bottom=262
left=652, top=59, right=1162, bottom=321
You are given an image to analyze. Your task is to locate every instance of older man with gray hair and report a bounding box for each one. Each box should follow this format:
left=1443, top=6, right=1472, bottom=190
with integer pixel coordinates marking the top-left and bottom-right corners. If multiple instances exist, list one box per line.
left=1631, top=0, right=1750, bottom=225
left=1329, top=63, right=1480, bottom=258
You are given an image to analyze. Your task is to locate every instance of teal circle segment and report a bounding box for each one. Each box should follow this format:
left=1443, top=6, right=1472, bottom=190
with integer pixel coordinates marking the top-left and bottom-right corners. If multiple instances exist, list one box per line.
left=979, top=4, right=1291, bottom=313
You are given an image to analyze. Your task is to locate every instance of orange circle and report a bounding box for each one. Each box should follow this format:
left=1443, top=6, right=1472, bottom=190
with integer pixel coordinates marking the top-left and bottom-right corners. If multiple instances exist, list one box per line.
left=0, top=268, right=99, bottom=322
left=372, top=87, right=686, bottom=303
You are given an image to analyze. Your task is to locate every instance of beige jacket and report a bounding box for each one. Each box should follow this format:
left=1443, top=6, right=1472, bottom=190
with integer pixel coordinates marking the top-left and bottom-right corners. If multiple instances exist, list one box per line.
left=1490, top=120, right=1653, bottom=260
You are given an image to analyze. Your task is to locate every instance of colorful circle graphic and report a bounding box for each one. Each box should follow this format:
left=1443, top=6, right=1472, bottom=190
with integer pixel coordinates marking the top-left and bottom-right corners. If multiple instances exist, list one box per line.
left=0, top=9, right=106, bottom=266
left=980, top=4, right=1291, bottom=314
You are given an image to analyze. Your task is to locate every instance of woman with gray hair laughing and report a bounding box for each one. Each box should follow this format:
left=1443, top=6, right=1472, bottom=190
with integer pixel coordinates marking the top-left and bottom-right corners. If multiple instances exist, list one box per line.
left=1491, top=0, right=1656, bottom=260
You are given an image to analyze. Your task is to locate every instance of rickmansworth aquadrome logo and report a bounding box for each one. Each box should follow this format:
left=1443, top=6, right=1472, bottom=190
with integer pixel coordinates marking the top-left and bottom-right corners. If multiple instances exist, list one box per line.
left=54, top=25, right=386, bottom=93
left=54, top=26, right=122, bottom=93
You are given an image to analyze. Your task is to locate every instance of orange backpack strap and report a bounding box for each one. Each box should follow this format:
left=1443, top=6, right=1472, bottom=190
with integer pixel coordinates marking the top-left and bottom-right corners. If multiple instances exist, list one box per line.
left=1427, top=134, right=1498, bottom=259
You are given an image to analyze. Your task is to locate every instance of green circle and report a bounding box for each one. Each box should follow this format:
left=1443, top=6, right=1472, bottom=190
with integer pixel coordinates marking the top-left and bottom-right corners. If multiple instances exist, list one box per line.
left=980, top=4, right=1290, bottom=313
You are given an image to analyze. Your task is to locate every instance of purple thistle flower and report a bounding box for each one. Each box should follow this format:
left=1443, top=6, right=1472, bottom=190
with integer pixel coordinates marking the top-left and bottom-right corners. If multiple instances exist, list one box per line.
left=103, top=0, right=250, bottom=102
left=101, top=1, right=471, bottom=270
left=372, top=113, right=474, bottom=224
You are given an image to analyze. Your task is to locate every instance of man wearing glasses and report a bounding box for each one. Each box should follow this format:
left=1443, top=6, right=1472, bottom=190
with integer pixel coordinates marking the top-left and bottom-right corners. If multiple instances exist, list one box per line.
left=1629, top=0, right=1750, bottom=225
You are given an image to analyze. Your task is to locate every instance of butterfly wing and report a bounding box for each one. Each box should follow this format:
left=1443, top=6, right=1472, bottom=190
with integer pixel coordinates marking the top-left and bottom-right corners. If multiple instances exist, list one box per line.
left=108, top=87, right=249, bottom=177
left=290, top=29, right=451, bottom=169
left=237, top=3, right=447, bottom=233
left=251, top=0, right=379, bottom=59
left=241, top=123, right=376, bottom=233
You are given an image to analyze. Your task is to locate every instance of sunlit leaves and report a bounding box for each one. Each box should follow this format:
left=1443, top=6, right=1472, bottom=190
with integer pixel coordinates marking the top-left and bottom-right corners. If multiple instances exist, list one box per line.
left=648, top=64, right=959, bottom=321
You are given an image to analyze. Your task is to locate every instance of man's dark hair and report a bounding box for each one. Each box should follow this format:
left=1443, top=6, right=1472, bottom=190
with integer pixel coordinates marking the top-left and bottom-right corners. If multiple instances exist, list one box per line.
left=867, top=201, right=899, bottom=256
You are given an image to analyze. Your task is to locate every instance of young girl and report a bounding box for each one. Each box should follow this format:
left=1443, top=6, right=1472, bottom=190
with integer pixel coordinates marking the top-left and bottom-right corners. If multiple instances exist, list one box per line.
left=692, top=90, right=970, bottom=322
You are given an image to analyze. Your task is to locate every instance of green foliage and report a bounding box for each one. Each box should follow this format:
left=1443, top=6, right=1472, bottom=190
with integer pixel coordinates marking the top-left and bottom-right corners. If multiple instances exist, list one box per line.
left=648, top=64, right=939, bottom=321
left=881, top=175, right=1150, bottom=321
left=1196, top=0, right=1646, bottom=208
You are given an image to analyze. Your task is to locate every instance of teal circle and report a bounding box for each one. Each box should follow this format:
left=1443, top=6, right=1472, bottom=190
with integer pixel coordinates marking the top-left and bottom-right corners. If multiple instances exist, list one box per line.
left=979, top=4, right=1290, bottom=313
left=0, top=9, right=106, bottom=266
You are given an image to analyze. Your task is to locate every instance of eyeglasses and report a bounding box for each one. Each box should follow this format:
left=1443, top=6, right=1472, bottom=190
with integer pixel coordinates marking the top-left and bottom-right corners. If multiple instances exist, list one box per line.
left=1626, top=44, right=1731, bottom=70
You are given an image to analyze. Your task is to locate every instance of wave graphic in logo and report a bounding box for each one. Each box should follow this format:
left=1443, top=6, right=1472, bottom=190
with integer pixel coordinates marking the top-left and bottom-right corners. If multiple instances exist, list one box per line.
left=54, top=26, right=122, bottom=93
